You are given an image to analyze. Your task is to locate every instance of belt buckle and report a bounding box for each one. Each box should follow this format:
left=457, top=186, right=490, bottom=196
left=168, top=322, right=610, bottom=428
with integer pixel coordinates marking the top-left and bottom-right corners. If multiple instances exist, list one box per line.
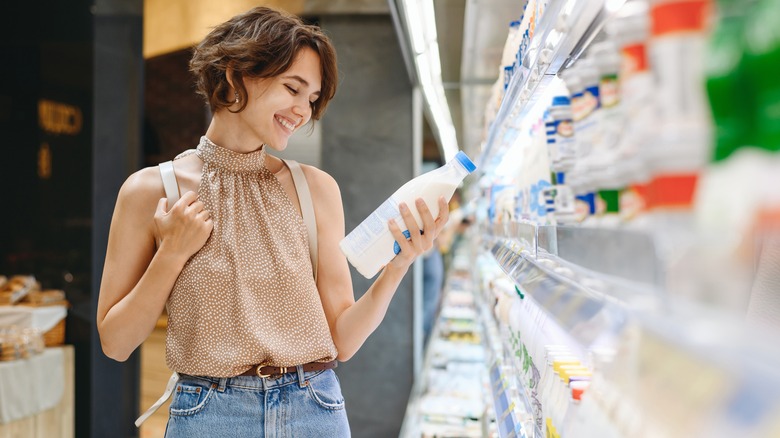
left=256, top=364, right=287, bottom=379
left=256, top=362, right=272, bottom=379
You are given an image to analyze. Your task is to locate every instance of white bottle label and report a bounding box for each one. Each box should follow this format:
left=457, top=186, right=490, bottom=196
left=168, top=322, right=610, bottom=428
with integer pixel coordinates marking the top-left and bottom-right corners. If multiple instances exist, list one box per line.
left=341, top=196, right=400, bottom=257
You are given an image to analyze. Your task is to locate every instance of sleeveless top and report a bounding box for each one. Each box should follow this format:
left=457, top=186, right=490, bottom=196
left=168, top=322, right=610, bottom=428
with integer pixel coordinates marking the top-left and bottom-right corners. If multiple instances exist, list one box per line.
left=165, top=136, right=338, bottom=377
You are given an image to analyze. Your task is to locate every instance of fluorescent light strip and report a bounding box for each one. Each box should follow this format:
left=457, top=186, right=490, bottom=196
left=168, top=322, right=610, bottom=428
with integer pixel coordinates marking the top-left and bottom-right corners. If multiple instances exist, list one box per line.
left=402, top=0, right=459, bottom=163
left=421, top=0, right=438, bottom=42
left=403, top=1, right=426, bottom=54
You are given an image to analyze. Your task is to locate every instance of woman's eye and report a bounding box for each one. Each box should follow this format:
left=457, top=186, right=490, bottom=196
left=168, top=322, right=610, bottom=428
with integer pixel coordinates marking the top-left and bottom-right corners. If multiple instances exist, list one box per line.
left=285, top=85, right=298, bottom=95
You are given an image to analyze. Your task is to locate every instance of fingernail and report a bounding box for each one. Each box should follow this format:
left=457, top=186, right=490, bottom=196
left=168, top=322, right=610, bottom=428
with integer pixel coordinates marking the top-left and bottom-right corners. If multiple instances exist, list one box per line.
left=416, top=198, right=424, bottom=205
left=399, top=203, right=408, bottom=212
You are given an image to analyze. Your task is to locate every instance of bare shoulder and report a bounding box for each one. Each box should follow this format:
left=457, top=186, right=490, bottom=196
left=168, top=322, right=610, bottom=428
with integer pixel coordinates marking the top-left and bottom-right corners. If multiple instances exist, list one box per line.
left=119, top=166, right=166, bottom=204
left=300, top=164, right=341, bottom=200
left=300, top=165, right=344, bottom=227
left=109, top=166, right=166, bottom=239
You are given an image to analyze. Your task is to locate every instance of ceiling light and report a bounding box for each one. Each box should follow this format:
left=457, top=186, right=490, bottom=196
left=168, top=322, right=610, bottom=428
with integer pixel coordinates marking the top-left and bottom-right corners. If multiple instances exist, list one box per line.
left=401, top=0, right=460, bottom=162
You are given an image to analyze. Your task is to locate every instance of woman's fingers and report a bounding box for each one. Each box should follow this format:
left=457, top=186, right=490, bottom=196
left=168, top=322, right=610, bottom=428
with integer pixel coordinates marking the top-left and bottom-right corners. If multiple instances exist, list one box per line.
left=415, top=199, right=435, bottom=249
left=173, top=191, right=198, bottom=211
left=389, top=198, right=450, bottom=266
left=155, top=198, right=169, bottom=217
left=399, top=203, right=423, bottom=251
left=203, top=217, right=214, bottom=232
left=163, top=192, right=206, bottom=221
left=388, top=218, right=412, bottom=255
left=197, top=209, right=211, bottom=222
left=188, top=200, right=205, bottom=215
left=153, top=191, right=213, bottom=258
left=435, top=196, right=450, bottom=234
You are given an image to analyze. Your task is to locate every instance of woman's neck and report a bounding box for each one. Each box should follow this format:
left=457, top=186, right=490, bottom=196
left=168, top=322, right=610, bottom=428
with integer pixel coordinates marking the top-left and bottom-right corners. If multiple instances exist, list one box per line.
left=204, top=111, right=265, bottom=154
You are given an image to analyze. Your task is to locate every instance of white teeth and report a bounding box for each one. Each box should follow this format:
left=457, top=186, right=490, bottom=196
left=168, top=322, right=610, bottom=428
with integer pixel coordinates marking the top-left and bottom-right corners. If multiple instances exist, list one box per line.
left=276, top=116, right=295, bottom=131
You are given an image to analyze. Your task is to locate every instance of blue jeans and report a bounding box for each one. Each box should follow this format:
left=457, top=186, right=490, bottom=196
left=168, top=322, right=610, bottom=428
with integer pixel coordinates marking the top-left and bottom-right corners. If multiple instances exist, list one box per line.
left=164, top=368, right=350, bottom=438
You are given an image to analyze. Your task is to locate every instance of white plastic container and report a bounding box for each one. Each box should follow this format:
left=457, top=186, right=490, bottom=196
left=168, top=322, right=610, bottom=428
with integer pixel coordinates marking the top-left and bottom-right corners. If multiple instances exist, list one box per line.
left=647, top=0, right=711, bottom=174
left=573, top=57, right=604, bottom=189
left=559, top=69, right=587, bottom=195
left=339, top=152, right=476, bottom=278
left=609, top=9, right=654, bottom=226
left=499, top=20, right=522, bottom=90
left=545, top=96, right=576, bottom=172
left=590, top=40, right=623, bottom=186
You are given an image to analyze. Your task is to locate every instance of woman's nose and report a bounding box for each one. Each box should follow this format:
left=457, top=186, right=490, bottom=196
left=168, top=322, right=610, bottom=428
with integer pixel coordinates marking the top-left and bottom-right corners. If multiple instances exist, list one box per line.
left=293, top=96, right=311, bottom=119
left=292, top=102, right=310, bottom=121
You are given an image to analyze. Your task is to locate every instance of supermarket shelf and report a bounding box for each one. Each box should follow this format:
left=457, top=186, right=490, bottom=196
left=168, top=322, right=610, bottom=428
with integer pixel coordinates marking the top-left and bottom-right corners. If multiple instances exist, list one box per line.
left=477, top=279, right=541, bottom=438
left=479, top=226, right=780, bottom=437
left=485, top=221, right=780, bottom=361
left=491, top=221, right=663, bottom=288
left=489, top=238, right=630, bottom=347
left=479, top=0, right=614, bottom=174
left=400, top=273, right=492, bottom=438
left=548, top=226, right=661, bottom=286
left=488, top=361, right=535, bottom=438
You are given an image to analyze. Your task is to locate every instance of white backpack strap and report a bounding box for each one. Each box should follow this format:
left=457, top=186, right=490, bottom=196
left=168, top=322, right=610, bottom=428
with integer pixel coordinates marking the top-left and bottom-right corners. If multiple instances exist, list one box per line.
left=158, top=161, right=180, bottom=208
left=135, top=372, right=179, bottom=427
left=284, top=159, right=318, bottom=282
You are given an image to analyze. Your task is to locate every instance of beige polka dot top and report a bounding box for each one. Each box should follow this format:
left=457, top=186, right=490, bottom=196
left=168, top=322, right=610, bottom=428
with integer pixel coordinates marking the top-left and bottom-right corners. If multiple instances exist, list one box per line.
left=165, top=137, right=338, bottom=377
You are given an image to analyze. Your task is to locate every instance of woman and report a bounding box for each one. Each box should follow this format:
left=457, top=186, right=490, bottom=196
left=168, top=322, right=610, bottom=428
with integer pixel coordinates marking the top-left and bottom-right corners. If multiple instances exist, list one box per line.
left=96, top=6, right=448, bottom=437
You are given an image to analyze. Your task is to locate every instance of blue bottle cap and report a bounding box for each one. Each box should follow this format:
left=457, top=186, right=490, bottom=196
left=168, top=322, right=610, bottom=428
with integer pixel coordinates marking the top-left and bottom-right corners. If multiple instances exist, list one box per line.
left=552, top=96, right=571, bottom=106
left=454, top=151, right=477, bottom=173
left=556, top=172, right=566, bottom=184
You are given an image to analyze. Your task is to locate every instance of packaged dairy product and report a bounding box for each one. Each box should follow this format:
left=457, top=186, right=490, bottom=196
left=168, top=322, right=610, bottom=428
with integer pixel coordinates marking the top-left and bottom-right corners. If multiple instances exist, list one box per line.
left=608, top=6, right=654, bottom=225
left=574, top=58, right=603, bottom=192
left=545, top=96, right=576, bottom=173
left=552, top=172, right=577, bottom=224
left=340, top=152, right=476, bottom=278
left=590, top=40, right=624, bottom=186
left=646, top=0, right=712, bottom=177
left=645, top=0, right=712, bottom=273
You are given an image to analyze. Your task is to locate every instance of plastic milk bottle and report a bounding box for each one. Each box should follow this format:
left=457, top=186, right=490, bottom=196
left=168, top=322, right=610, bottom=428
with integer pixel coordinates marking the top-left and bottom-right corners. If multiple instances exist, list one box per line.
left=340, top=152, right=476, bottom=278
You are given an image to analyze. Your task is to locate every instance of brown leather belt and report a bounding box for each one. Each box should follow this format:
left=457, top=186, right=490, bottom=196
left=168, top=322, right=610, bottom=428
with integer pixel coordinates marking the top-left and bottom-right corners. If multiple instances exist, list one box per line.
left=239, top=360, right=338, bottom=378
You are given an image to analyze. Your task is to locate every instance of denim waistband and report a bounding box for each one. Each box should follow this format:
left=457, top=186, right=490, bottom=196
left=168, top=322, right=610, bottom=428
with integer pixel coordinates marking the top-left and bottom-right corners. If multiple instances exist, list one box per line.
left=180, top=366, right=327, bottom=392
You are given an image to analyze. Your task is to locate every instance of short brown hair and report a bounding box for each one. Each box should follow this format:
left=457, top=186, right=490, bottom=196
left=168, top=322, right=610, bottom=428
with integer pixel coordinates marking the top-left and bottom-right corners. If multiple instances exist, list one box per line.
left=190, top=7, right=337, bottom=120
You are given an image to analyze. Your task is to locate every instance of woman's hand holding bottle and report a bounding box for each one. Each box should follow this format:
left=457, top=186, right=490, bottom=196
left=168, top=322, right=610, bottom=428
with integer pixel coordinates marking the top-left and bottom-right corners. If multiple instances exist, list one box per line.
left=386, top=196, right=449, bottom=271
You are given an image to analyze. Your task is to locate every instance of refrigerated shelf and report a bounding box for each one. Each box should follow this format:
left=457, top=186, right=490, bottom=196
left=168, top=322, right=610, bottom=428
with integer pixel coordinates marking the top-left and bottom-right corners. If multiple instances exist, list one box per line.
left=479, top=0, right=622, bottom=175
left=479, top=222, right=780, bottom=438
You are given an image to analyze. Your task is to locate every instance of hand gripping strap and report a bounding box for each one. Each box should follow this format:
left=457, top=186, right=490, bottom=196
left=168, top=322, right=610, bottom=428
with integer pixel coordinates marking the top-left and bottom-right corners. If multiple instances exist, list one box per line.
left=158, top=161, right=180, bottom=208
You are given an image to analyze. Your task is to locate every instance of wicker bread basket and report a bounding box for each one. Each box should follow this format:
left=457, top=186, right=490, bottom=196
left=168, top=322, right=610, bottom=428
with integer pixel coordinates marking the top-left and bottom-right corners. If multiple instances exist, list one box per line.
left=43, top=319, right=66, bottom=347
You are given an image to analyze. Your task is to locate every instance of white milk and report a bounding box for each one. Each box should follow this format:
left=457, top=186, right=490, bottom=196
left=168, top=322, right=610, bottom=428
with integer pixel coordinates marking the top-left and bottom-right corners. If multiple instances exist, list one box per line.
left=339, top=152, right=476, bottom=278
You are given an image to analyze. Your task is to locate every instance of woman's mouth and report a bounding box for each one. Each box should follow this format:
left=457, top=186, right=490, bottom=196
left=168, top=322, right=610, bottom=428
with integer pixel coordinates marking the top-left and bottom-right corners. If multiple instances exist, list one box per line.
left=275, top=116, right=296, bottom=133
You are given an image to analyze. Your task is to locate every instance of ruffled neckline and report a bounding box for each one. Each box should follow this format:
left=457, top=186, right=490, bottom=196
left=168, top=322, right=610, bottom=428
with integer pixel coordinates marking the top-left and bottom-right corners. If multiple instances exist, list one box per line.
left=196, top=136, right=266, bottom=173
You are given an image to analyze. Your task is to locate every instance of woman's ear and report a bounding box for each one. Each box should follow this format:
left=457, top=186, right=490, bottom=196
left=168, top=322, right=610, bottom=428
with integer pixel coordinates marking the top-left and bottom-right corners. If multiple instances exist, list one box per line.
left=226, top=66, right=236, bottom=91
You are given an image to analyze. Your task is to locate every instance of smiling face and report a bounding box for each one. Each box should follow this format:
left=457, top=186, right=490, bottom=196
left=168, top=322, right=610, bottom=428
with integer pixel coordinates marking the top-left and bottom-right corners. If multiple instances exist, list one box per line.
left=237, top=47, right=322, bottom=151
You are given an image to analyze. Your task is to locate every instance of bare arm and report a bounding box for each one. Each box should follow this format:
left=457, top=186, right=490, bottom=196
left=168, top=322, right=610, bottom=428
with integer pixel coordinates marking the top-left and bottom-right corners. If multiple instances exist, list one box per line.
left=307, top=167, right=449, bottom=361
left=96, top=169, right=212, bottom=362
